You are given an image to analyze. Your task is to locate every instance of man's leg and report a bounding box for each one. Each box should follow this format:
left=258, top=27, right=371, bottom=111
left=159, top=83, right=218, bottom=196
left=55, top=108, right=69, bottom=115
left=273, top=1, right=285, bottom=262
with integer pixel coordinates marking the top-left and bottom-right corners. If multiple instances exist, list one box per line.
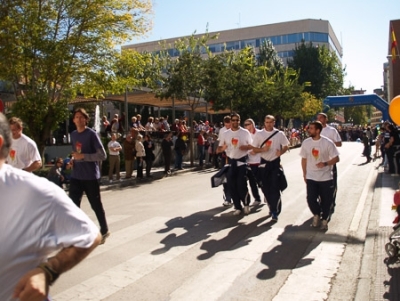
left=237, top=165, right=250, bottom=213
left=125, top=159, right=133, bottom=178
left=108, top=155, right=116, bottom=180
left=115, top=156, right=120, bottom=180
left=263, top=169, right=281, bottom=216
left=83, top=179, right=109, bottom=236
left=319, top=180, right=334, bottom=222
left=331, top=164, right=338, bottom=214
left=227, top=167, right=242, bottom=211
left=306, top=179, right=321, bottom=217
left=69, top=178, right=84, bottom=207
left=247, top=165, right=261, bottom=203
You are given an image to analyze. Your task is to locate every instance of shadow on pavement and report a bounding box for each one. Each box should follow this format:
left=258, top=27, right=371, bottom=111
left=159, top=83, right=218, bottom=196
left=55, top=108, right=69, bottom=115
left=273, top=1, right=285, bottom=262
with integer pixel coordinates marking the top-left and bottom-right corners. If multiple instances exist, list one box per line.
left=257, top=219, right=365, bottom=280
left=151, top=207, right=238, bottom=255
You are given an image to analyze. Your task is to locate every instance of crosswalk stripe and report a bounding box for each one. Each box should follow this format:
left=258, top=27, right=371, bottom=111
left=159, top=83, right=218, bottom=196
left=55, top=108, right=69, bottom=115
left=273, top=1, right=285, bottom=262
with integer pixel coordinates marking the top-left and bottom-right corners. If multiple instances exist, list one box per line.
left=87, top=216, right=172, bottom=258
left=53, top=239, right=201, bottom=300
left=169, top=227, right=284, bottom=301
left=272, top=241, right=344, bottom=301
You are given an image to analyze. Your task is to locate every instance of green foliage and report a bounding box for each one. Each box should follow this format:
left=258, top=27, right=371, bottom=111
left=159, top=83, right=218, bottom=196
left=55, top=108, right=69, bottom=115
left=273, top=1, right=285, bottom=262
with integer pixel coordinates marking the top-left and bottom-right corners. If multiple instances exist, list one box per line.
left=344, top=106, right=368, bottom=126
left=0, top=0, right=153, bottom=159
left=288, top=41, right=344, bottom=100
left=257, top=39, right=284, bottom=74
left=155, top=32, right=218, bottom=165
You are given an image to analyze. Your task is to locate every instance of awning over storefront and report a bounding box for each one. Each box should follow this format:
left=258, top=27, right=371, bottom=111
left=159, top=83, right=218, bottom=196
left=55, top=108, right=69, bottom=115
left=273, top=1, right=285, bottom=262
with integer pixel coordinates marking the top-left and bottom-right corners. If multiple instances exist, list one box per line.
left=69, top=89, right=230, bottom=115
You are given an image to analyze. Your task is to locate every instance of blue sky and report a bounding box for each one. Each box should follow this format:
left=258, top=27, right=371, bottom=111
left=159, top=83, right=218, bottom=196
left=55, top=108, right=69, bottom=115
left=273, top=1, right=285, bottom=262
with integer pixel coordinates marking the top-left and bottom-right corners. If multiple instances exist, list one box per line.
left=125, top=0, right=400, bottom=96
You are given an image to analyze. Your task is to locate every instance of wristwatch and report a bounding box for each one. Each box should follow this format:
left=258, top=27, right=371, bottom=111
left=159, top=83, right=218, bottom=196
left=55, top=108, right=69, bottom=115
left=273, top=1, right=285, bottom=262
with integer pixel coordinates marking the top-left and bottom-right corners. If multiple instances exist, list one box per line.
left=37, top=263, right=60, bottom=285
left=323, top=162, right=328, bottom=167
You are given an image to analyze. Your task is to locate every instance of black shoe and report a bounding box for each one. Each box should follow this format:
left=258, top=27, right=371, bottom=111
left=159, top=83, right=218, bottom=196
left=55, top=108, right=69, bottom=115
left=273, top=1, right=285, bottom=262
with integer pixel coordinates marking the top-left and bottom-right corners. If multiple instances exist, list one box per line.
left=100, top=231, right=110, bottom=245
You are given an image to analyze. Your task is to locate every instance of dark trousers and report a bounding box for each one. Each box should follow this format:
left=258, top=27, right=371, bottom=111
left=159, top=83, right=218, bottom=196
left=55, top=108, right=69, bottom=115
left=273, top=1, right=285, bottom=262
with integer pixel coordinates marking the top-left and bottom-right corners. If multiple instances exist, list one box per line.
left=223, top=182, right=232, bottom=202
left=136, top=157, right=143, bottom=178
left=175, top=149, right=183, bottom=168
left=247, top=164, right=261, bottom=202
left=259, top=159, right=282, bottom=215
left=163, top=153, right=171, bottom=173
left=306, top=179, right=334, bottom=221
left=198, top=145, right=205, bottom=166
left=69, top=178, right=108, bottom=235
left=226, top=161, right=250, bottom=210
left=394, top=147, right=400, bottom=174
left=145, top=158, right=153, bottom=177
left=387, top=147, right=396, bottom=173
left=331, top=164, right=338, bottom=209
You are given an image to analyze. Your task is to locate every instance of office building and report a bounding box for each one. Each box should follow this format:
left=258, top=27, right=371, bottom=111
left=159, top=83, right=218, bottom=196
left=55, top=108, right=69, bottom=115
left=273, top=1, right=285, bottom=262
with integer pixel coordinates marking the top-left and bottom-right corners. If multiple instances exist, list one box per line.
left=123, top=19, right=343, bottom=65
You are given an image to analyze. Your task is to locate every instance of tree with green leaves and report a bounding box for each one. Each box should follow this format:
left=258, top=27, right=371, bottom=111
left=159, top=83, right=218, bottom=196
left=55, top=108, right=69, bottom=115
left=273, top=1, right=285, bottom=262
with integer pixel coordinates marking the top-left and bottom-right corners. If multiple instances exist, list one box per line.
left=156, top=32, right=217, bottom=166
left=257, top=39, right=284, bottom=74
left=0, top=0, right=153, bottom=159
left=288, top=41, right=344, bottom=100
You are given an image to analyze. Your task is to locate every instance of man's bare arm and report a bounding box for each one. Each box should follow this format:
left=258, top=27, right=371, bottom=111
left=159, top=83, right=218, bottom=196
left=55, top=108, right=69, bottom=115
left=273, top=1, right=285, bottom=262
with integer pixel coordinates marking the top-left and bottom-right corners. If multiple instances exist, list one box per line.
left=13, top=233, right=101, bottom=301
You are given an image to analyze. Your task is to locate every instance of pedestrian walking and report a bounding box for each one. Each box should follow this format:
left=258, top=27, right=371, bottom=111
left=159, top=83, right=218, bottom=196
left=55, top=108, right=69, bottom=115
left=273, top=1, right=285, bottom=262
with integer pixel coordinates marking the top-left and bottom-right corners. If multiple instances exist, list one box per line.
left=69, top=108, right=110, bottom=244
left=243, top=118, right=262, bottom=205
left=250, top=115, right=289, bottom=221
left=300, top=121, right=340, bottom=230
left=0, top=112, right=101, bottom=301
left=6, top=117, right=42, bottom=172
left=217, top=113, right=252, bottom=215
left=218, top=115, right=233, bottom=207
left=317, top=113, right=342, bottom=214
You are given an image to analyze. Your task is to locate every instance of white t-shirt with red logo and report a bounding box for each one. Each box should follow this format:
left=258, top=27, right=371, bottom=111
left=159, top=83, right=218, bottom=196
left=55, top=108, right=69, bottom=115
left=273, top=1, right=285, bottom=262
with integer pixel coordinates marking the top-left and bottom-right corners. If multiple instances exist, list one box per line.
left=299, top=136, right=340, bottom=181
left=252, top=128, right=289, bottom=162
left=219, top=127, right=252, bottom=160
left=6, top=134, right=41, bottom=169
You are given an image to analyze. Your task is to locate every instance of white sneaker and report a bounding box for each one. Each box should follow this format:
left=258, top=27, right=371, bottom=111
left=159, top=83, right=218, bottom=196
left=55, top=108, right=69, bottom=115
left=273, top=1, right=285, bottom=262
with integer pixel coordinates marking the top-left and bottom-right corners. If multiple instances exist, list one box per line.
left=320, top=220, right=328, bottom=230
left=233, top=209, right=242, bottom=216
left=223, top=201, right=233, bottom=207
left=244, top=206, right=250, bottom=215
left=311, top=214, right=320, bottom=227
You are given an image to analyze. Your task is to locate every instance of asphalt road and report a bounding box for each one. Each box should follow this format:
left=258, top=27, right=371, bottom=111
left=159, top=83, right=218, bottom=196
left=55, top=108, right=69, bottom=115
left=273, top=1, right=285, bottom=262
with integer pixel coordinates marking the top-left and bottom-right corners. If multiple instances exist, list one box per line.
left=50, top=142, right=399, bottom=301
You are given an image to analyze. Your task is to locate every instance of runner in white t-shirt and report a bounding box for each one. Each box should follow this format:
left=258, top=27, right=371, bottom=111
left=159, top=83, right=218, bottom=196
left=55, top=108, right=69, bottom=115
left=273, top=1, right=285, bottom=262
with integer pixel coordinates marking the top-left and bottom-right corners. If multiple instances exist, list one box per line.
left=317, top=113, right=341, bottom=215
left=300, top=120, right=340, bottom=230
left=217, top=113, right=252, bottom=216
left=250, top=115, right=289, bottom=222
left=217, top=115, right=233, bottom=207
left=0, top=112, right=101, bottom=301
left=243, top=118, right=262, bottom=205
left=7, top=117, right=42, bottom=172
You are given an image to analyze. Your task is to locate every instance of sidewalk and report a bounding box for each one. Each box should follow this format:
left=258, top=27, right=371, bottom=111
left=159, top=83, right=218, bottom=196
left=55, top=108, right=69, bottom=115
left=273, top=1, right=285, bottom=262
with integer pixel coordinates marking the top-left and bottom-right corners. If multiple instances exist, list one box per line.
left=99, top=162, right=207, bottom=191
left=369, top=167, right=400, bottom=300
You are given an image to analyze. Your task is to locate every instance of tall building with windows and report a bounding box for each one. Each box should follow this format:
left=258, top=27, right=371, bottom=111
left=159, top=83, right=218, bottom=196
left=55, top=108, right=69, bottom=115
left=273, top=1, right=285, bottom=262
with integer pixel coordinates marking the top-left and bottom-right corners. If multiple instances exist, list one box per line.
left=123, top=19, right=343, bottom=65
